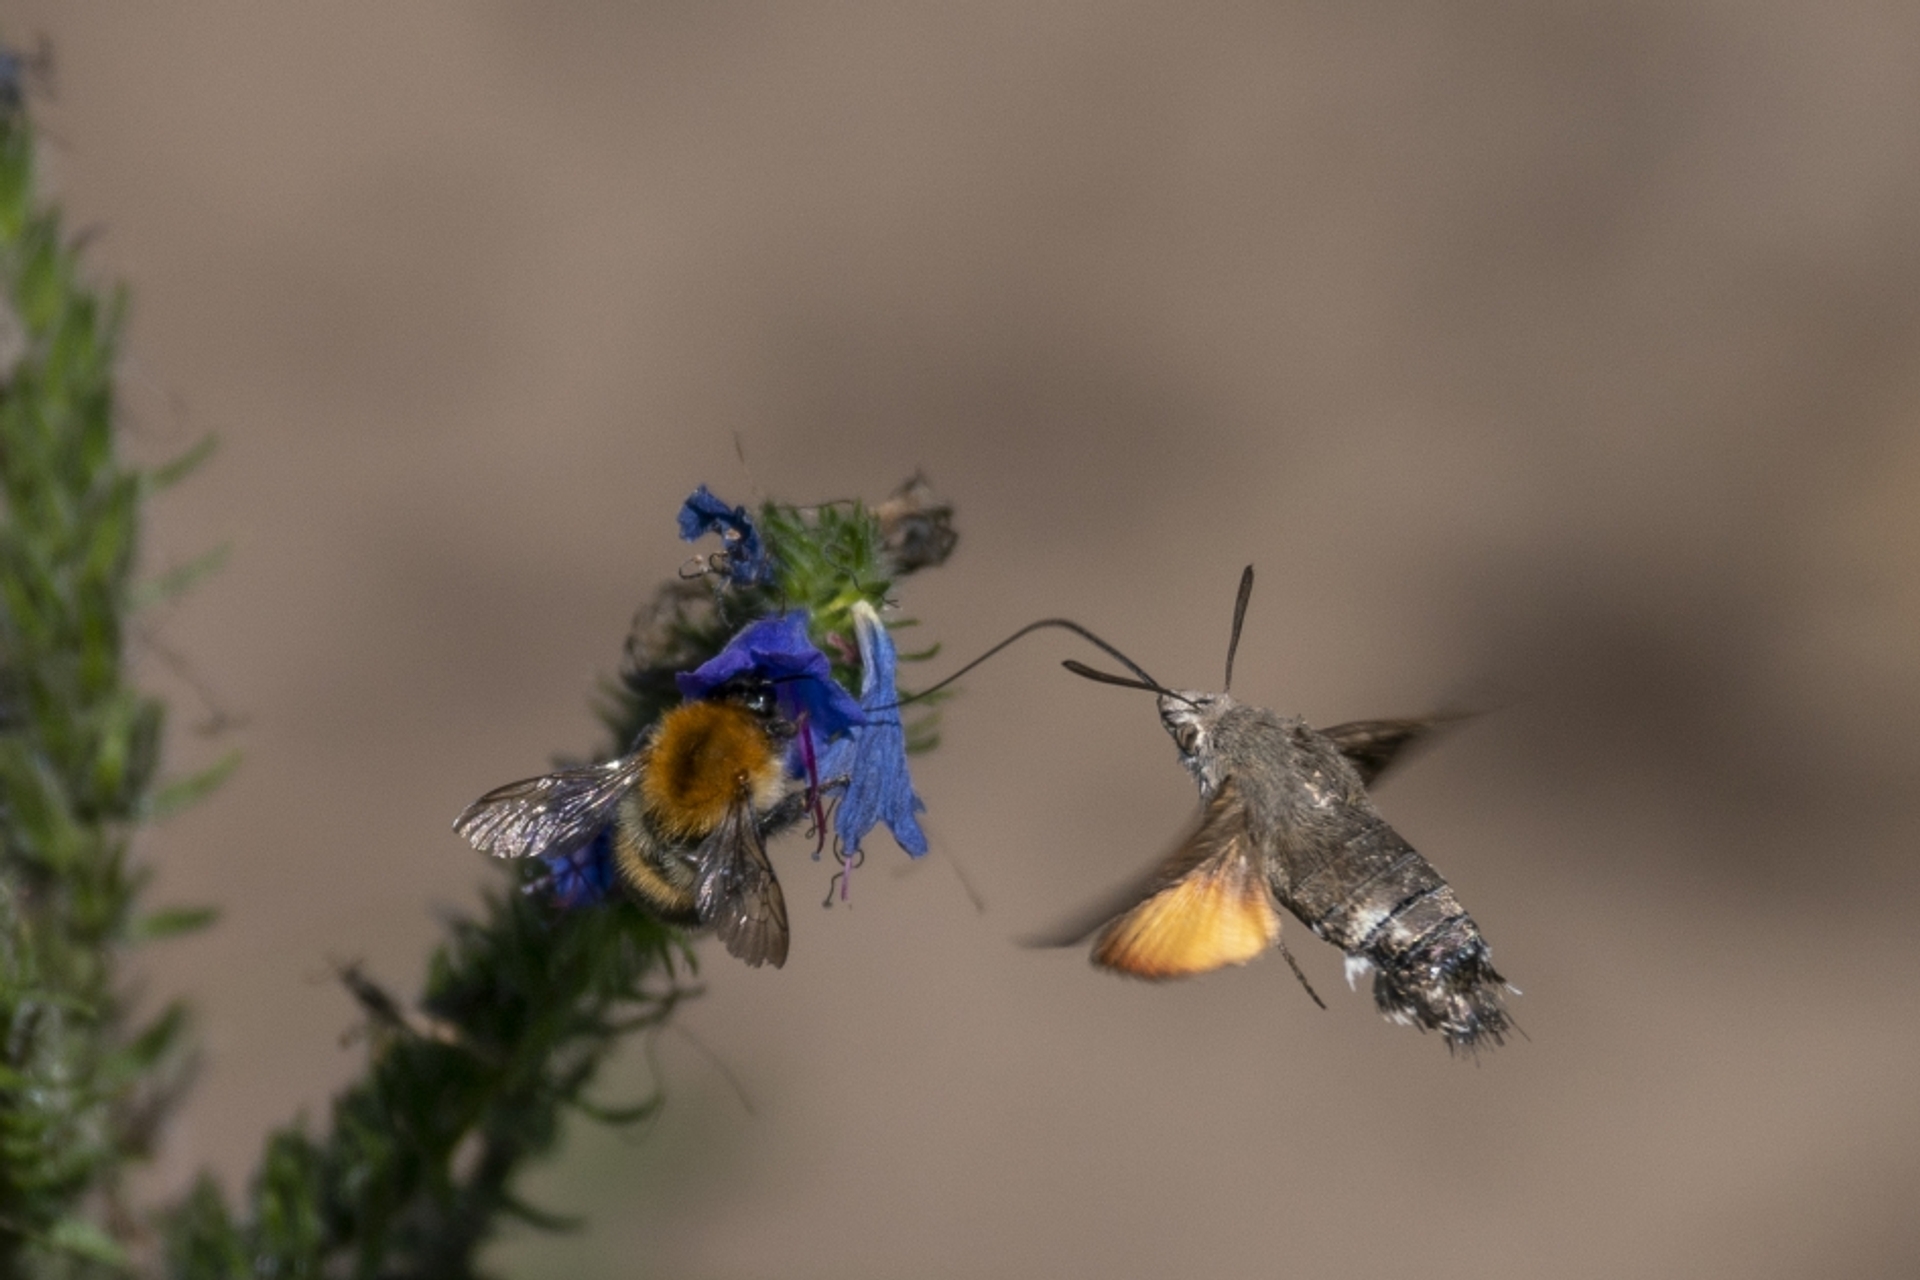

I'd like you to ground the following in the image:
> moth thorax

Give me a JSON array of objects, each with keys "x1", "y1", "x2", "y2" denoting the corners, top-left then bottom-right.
[{"x1": 641, "y1": 699, "x2": 786, "y2": 840}]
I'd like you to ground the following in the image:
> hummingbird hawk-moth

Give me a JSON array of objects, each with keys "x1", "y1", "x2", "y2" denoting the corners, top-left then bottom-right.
[{"x1": 1047, "y1": 567, "x2": 1515, "y2": 1052}]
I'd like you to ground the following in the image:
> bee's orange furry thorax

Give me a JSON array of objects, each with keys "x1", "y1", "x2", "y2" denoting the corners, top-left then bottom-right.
[{"x1": 640, "y1": 699, "x2": 786, "y2": 840}]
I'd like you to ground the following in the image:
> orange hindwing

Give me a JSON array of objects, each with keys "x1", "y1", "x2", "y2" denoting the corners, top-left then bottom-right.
[{"x1": 1092, "y1": 779, "x2": 1281, "y2": 980}]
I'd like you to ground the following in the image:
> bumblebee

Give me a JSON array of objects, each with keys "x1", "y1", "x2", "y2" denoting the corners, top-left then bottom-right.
[{"x1": 454, "y1": 676, "x2": 804, "y2": 967}]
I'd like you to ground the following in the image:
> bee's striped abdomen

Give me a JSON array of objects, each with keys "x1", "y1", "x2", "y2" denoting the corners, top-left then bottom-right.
[{"x1": 609, "y1": 789, "x2": 700, "y2": 924}]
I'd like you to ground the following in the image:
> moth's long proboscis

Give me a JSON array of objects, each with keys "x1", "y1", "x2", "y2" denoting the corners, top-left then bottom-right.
[{"x1": 884, "y1": 617, "x2": 1164, "y2": 708}]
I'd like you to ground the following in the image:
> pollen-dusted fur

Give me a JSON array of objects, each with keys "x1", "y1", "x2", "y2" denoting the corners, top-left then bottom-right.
[{"x1": 640, "y1": 699, "x2": 791, "y2": 840}]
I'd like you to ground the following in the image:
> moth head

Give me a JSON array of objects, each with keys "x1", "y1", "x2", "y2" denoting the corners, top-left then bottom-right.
[
  {"x1": 1159, "y1": 690, "x2": 1233, "y2": 792},
  {"x1": 1040, "y1": 566, "x2": 1261, "y2": 803}
]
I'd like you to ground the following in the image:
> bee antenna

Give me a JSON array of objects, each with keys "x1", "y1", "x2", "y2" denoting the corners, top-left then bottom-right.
[
  {"x1": 882, "y1": 618, "x2": 1162, "y2": 710},
  {"x1": 1059, "y1": 660, "x2": 1198, "y2": 707},
  {"x1": 1223, "y1": 564, "x2": 1254, "y2": 693}
]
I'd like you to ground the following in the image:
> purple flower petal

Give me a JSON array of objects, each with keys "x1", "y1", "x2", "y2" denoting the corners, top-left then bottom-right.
[
  {"x1": 677, "y1": 612, "x2": 866, "y2": 754},
  {"x1": 677, "y1": 484, "x2": 773, "y2": 585},
  {"x1": 539, "y1": 826, "x2": 618, "y2": 909},
  {"x1": 820, "y1": 602, "x2": 928, "y2": 858}
]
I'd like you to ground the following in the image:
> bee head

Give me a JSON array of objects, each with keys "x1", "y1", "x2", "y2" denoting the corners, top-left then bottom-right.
[{"x1": 711, "y1": 675, "x2": 794, "y2": 740}]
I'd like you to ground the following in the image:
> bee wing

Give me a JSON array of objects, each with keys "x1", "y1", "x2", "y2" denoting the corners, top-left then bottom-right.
[
  {"x1": 453, "y1": 753, "x2": 646, "y2": 861},
  {"x1": 692, "y1": 799, "x2": 790, "y2": 969},
  {"x1": 1078, "y1": 778, "x2": 1284, "y2": 980},
  {"x1": 1315, "y1": 712, "x2": 1471, "y2": 788}
]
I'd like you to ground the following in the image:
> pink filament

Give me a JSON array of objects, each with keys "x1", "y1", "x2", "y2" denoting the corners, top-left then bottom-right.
[{"x1": 795, "y1": 710, "x2": 829, "y2": 857}]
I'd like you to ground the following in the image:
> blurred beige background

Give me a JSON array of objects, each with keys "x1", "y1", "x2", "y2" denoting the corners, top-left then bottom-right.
[{"x1": 11, "y1": 4, "x2": 1920, "y2": 1277}]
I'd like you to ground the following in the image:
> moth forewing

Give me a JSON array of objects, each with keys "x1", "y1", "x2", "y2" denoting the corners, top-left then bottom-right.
[
  {"x1": 1315, "y1": 712, "x2": 1474, "y2": 789},
  {"x1": 453, "y1": 753, "x2": 648, "y2": 861}
]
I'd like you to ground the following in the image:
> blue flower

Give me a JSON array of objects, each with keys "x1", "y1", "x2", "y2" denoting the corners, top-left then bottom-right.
[
  {"x1": 818, "y1": 602, "x2": 928, "y2": 858},
  {"x1": 0, "y1": 51, "x2": 21, "y2": 116},
  {"x1": 538, "y1": 826, "x2": 618, "y2": 909},
  {"x1": 677, "y1": 612, "x2": 866, "y2": 755},
  {"x1": 677, "y1": 484, "x2": 773, "y2": 585}
]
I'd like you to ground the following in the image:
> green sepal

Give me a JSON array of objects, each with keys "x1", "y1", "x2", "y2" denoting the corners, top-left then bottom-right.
[
  {"x1": 567, "y1": 1091, "x2": 663, "y2": 1127},
  {"x1": 142, "y1": 748, "x2": 240, "y2": 822},
  {"x1": 44, "y1": 1216, "x2": 130, "y2": 1269},
  {"x1": 132, "y1": 542, "x2": 230, "y2": 610},
  {"x1": 147, "y1": 433, "x2": 218, "y2": 491},
  {"x1": 129, "y1": 905, "x2": 221, "y2": 942},
  {"x1": 496, "y1": 1191, "x2": 585, "y2": 1234}
]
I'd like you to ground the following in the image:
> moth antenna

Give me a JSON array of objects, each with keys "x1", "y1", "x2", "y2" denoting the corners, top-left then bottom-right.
[
  {"x1": 883, "y1": 618, "x2": 1162, "y2": 709},
  {"x1": 1223, "y1": 564, "x2": 1255, "y2": 693}
]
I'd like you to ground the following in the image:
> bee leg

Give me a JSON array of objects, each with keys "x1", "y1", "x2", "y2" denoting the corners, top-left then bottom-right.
[
  {"x1": 755, "y1": 789, "x2": 809, "y2": 838},
  {"x1": 1277, "y1": 938, "x2": 1327, "y2": 1010}
]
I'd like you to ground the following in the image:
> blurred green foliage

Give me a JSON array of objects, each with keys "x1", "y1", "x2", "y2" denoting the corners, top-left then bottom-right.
[
  {"x1": 0, "y1": 71, "x2": 219, "y2": 1276},
  {"x1": 0, "y1": 47, "x2": 958, "y2": 1277}
]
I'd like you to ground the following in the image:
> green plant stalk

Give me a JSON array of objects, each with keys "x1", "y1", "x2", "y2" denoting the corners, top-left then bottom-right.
[
  {"x1": 0, "y1": 80, "x2": 219, "y2": 1276},
  {"x1": 163, "y1": 495, "x2": 954, "y2": 1279}
]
